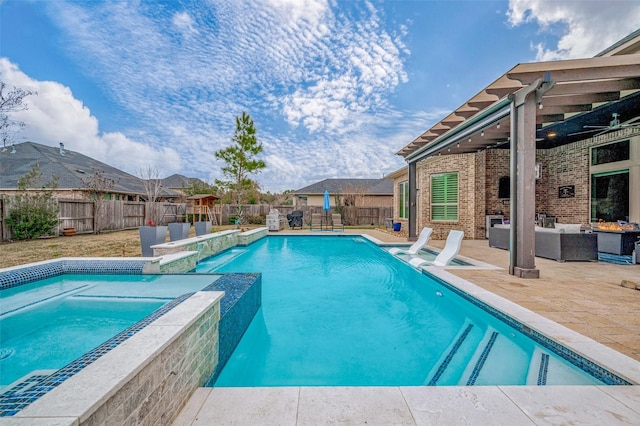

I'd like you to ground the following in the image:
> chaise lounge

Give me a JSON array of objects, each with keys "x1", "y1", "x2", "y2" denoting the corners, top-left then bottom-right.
[
  {"x1": 388, "y1": 227, "x2": 432, "y2": 257},
  {"x1": 410, "y1": 229, "x2": 464, "y2": 268}
]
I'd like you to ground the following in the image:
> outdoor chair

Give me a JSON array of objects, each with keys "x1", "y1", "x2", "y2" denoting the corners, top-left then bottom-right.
[
  {"x1": 388, "y1": 227, "x2": 432, "y2": 257},
  {"x1": 409, "y1": 229, "x2": 464, "y2": 268},
  {"x1": 309, "y1": 213, "x2": 323, "y2": 231},
  {"x1": 287, "y1": 210, "x2": 304, "y2": 229},
  {"x1": 331, "y1": 213, "x2": 345, "y2": 231}
]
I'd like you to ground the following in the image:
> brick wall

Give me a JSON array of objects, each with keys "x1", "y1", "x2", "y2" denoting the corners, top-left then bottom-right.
[
  {"x1": 399, "y1": 129, "x2": 638, "y2": 239},
  {"x1": 416, "y1": 153, "x2": 481, "y2": 239}
]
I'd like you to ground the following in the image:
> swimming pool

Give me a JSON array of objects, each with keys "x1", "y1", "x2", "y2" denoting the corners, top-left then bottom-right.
[
  {"x1": 0, "y1": 274, "x2": 218, "y2": 392},
  {"x1": 198, "y1": 235, "x2": 626, "y2": 387}
]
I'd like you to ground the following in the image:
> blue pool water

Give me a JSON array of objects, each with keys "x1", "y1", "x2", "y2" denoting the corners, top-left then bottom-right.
[
  {"x1": 197, "y1": 236, "x2": 607, "y2": 387},
  {"x1": 0, "y1": 274, "x2": 217, "y2": 389}
]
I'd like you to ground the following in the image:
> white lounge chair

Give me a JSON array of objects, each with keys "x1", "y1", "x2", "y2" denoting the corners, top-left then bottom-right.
[
  {"x1": 409, "y1": 230, "x2": 464, "y2": 268},
  {"x1": 388, "y1": 227, "x2": 433, "y2": 256}
]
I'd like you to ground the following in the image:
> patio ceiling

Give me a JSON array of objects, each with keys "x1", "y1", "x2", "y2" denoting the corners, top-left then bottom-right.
[{"x1": 399, "y1": 54, "x2": 640, "y2": 162}]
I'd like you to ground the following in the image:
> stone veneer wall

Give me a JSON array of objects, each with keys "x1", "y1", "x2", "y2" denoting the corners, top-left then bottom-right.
[
  {"x1": 159, "y1": 252, "x2": 199, "y2": 273},
  {"x1": 87, "y1": 297, "x2": 221, "y2": 425},
  {"x1": 237, "y1": 227, "x2": 268, "y2": 246},
  {"x1": 152, "y1": 230, "x2": 240, "y2": 259}
]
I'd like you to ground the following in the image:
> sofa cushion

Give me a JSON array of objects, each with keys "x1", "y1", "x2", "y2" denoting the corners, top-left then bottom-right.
[
  {"x1": 536, "y1": 226, "x2": 564, "y2": 233},
  {"x1": 554, "y1": 223, "x2": 582, "y2": 233}
]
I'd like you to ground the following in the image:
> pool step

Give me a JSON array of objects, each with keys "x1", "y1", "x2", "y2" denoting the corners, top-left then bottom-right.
[
  {"x1": 465, "y1": 330, "x2": 499, "y2": 385},
  {"x1": 424, "y1": 321, "x2": 485, "y2": 386},
  {"x1": 526, "y1": 347, "x2": 605, "y2": 386},
  {"x1": 425, "y1": 323, "x2": 473, "y2": 385}
]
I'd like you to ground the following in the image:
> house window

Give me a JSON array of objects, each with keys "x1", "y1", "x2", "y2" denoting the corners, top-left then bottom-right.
[
  {"x1": 590, "y1": 137, "x2": 638, "y2": 223},
  {"x1": 591, "y1": 140, "x2": 629, "y2": 166},
  {"x1": 591, "y1": 170, "x2": 629, "y2": 222},
  {"x1": 431, "y1": 172, "x2": 458, "y2": 221},
  {"x1": 398, "y1": 181, "x2": 409, "y2": 219}
]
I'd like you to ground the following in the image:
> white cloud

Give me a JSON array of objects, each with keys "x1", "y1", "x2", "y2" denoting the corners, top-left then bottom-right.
[
  {"x1": 0, "y1": 58, "x2": 182, "y2": 175},
  {"x1": 508, "y1": 0, "x2": 640, "y2": 60},
  {"x1": 173, "y1": 11, "x2": 198, "y2": 34},
  {"x1": 24, "y1": 0, "x2": 410, "y2": 191}
]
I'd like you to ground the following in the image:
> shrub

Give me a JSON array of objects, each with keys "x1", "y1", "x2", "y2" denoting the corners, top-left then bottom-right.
[
  {"x1": 6, "y1": 192, "x2": 59, "y2": 239},
  {"x1": 6, "y1": 165, "x2": 59, "y2": 240},
  {"x1": 246, "y1": 214, "x2": 265, "y2": 225}
]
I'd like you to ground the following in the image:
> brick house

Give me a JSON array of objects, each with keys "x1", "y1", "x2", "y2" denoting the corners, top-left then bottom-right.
[
  {"x1": 393, "y1": 30, "x2": 640, "y2": 277},
  {"x1": 292, "y1": 178, "x2": 393, "y2": 208}
]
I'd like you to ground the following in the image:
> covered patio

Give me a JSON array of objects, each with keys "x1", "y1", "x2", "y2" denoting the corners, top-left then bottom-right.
[{"x1": 398, "y1": 36, "x2": 640, "y2": 278}]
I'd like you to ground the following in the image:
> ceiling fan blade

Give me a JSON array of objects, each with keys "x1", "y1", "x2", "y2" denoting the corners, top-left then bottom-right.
[{"x1": 568, "y1": 128, "x2": 600, "y2": 137}]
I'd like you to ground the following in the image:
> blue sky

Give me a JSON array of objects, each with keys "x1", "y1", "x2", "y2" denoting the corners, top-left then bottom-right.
[{"x1": 1, "y1": 0, "x2": 639, "y2": 192}]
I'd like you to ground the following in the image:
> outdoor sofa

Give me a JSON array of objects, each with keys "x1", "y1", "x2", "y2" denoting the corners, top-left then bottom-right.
[{"x1": 488, "y1": 224, "x2": 598, "y2": 262}]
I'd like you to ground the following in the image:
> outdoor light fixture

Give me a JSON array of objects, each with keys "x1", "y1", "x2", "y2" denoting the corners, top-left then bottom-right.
[
  {"x1": 547, "y1": 131, "x2": 557, "y2": 138},
  {"x1": 481, "y1": 130, "x2": 484, "y2": 136},
  {"x1": 497, "y1": 123, "x2": 501, "y2": 129},
  {"x1": 538, "y1": 103, "x2": 543, "y2": 110},
  {"x1": 468, "y1": 137, "x2": 471, "y2": 143},
  {"x1": 10, "y1": 144, "x2": 16, "y2": 154},
  {"x1": 456, "y1": 142, "x2": 460, "y2": 148}
]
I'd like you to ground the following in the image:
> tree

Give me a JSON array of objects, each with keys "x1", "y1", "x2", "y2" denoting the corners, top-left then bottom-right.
[
  {"x1": 183, "y1": 179, "x2": 218, "y2": 198},
  {"x1": 139, "y1": 166, "x2": 163, "y2": 202},
  {"x1": 5, "y1": 164, "x2": 59, "y2": 240},
  {"x1": 81, "y1": 169, "x2": 117, "y2": 233},
  {"x1": 0, "y1": 80, "x2": 35, "y2": 150},
  {"x1": 214, "y1": 112, "x2": 266, "y2": 205}
]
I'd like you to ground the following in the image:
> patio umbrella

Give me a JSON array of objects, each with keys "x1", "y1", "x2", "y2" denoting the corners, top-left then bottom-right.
[{"x1": 323, "y1": 190, "x2": 330, "y2": 229}]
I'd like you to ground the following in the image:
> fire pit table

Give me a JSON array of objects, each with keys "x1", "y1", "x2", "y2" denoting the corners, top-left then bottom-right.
[{"x1": 593, "y1": 223, "x2": 640, "y2": 255}]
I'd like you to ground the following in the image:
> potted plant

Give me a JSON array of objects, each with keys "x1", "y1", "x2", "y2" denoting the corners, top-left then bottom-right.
[
  {"x1": 194, "y1": 221, "x2": 212, "y2": 236},
  {"x1": 168, "y1": 222, "x2": 190, "y2": 241},
  {"x1": 62, "y1": 227, "x2": 76, "y2": 236},
  {"x1": 139, "y1": 220, "x2": 167, "y2": 256}
]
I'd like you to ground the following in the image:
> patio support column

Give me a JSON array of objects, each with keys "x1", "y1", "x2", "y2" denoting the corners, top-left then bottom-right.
[
  {"x1": 408, "y1": 161, "x2": 417, "y2": 241},
  {"x1": 508, "y1": 76, "x2": 553, "y2": 278}
]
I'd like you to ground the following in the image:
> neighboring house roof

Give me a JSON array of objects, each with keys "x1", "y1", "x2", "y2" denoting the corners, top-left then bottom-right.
[
  {"x1": 162, "y1": 173, "x2": 207, "y2": 190},
  {"x1": 293, "y1": 178, "x2": 394, "y2": 195},
  {"x1": 0, "y1": 141, "x2": 179, "y2": 197},
  {"x1": 162, "y1": 173, "x2": 191, "y2": 189},
  {"x1": 384, "y1": 166, "x2": 408, "y2": 180},
  {"x1": 186, "y1": 194, "x2": 219, "y2": 200}
]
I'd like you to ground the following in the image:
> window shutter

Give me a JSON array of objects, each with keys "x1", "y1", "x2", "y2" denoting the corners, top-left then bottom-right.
[{"x1": 431, "y1": 173, "x2": 458, "y2": 221}]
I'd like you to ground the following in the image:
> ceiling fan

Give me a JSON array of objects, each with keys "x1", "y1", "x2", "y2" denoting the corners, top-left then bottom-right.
[{"x1": 569, "y1": 113, "x2": 640, "y2": 137}]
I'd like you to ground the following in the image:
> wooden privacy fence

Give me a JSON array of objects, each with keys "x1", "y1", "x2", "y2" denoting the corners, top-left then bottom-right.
[
  {"x1": 59, "y1": 200, "x2": 174, "y2": 234},
  {"x1": 0, "y1": 197, "x2": 394, "y2": 240},
  {"x1": 220, "y1": 205, "x2": 393, "y2": 227}
]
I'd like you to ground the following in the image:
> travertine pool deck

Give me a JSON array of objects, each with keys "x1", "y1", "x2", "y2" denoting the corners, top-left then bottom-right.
[{"x1": 174, "y1": 229, "x2": 640, "y2": 425}]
